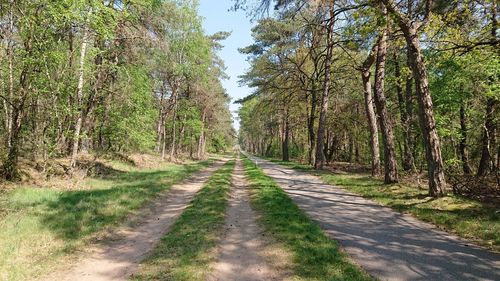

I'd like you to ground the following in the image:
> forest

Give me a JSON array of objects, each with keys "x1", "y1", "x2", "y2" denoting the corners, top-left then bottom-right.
[
  {"x1": 0, "y1": 1, "x2": 499, "y2": 281},
  {"x1": 237, "y1": 0, "x2": 499, "y2": 197},
  {"x1": 0, "y1": 0, "x2": 234, "y2": 181}
]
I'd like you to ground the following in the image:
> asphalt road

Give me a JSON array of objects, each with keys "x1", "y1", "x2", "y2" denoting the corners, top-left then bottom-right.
[{"x1": 248, "y1": 155, "x2": 500, "y2": 281}]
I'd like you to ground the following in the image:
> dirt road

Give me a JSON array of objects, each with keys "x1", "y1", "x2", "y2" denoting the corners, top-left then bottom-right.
[{"x1": 42, "y1": 160, "x2": 226, "y2": 281}]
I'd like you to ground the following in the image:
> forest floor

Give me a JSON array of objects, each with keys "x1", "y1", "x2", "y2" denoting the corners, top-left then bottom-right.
[{"x1": 246, "y1": 154, "x2": 500, "y2": 281}]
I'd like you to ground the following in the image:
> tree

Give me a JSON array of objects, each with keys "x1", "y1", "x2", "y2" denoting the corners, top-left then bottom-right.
[
  {"x1": 360, "y1": 44, "x2": 381, "y2": 176},
  {"x1": 379, "y1": 0, "x2": 447, "y2": 196},
  {"x1": 314, "y1": 0, "x2": 336, "y2": 170},
  {"x1": 0, "y1": 0, "x2": 234, "y2": 180},
  {"x1": 372, "y1": 9, "x2": 398, "y2": 183}
]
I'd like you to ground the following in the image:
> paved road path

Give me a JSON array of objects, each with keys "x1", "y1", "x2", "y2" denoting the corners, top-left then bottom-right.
[
  {"x1": 42, "y1": 160, "x2": 226, "y2": 281},
  {"x1": 248, "y1": 155, "x2": 500, "y2": 281}
]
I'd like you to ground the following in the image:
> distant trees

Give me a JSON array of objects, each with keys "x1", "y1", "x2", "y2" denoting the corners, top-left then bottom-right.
[
  {"x1": 0, "y1": 0, "x2": 234, "y2": 180},
  {"x1": 236, "y1": 0, "x2": 499, "y2": 197}
]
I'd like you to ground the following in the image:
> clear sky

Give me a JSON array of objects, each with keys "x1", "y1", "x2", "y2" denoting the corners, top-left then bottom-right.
[{"x1": 198, "y1": 0, "x2": 254, "y2": 132}]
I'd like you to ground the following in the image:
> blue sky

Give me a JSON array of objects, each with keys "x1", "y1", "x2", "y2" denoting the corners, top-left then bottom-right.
[{"x1": 198, "y1": 0, "x2": 254, "y2": 131}]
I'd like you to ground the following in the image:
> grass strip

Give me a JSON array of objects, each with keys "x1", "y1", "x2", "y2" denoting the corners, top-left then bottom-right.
[
  {"x1": 266, "y1": 157, "x2": 499, "y2": 251},
  {"x1": 132, "y1": 160, "x2": 235, "y2": 281},
  {"x1": 0, "y1": 159, "x2": 213, "y2": 281},
  {"x1": 241, "y1": 156, "x2": 373, "y2": 281}
]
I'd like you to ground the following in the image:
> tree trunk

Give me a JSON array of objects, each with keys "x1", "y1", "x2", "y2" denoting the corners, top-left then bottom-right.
[
  {"x1": 395, "y1": 52, "x2": 415, "y2": 171},
  {"x1": 314, "y1": 1, "x2": 335, "y2": 170},
  {"x1": 6, "y1": 3, "x2": 14, "y2": 148},
  {"x1": 282, "y1": 106, "x2": 290, "y2": 161},
  {"x1": 155, "y1": 110, "x2": 163, "y2": 152},
  {"x1": 361, "y1": 45, "x2": 381, "y2": 176},
  {"x1": 70, "y1": 11, "x2": 91, "y2": 168},
  {"x1": 381, "y1": 0, "x2": 447, "y2": 196},
  {"x1": 197, "y1": 109, "x2": 206, "y2": 159},
  {"x1": 409, "y1": 38, "x2": 447, "y2": 195},
  {"x1": 79, "y1": 38, "x2": 104, "y2": 154},
  {"x1": 3, "y1": 106, "x2": 22, "y2": 180},
  {"x1": 161, "y1": 118, "x2": 167, "y2": 160},
  {"x1": 348, "y1": 134, "x2": 354, "y2": 163},
  {"x1": 373, "y1": 25, "x2": 398, "y2": 183},
  {"x1": 324, "y1": 129, "x2": 331, "y2": 162},
  {"x1": 155, "y1": 86, "x2": 166, "y2": 152},
  {"x1": 307, "y1": 89, "x2": 317, "y2": 165},
  {"x1": 2, "y1": 23, "x2": 30, "y2": 180},
  {"x1": 327, "y1": 134, "x2": 336, "y2": 163},
  {"x1": 169, "y1": 93, "x2": 178, "y2": 160},
  {"x1": 1, "y1": 79, "x2": 8, "y2": 143},
  {"x1": 477, "y1": 1, "x2": 499, "y2": 176},
  {"x1": 354, "y1": 104, "x2": 361, "y2": 163},
  {"x1": 459, "y1": 105, "x2": 472, "y2": 174},
  {"x1": 477, "y1": 98, "x2": 497, "y2": 176}
]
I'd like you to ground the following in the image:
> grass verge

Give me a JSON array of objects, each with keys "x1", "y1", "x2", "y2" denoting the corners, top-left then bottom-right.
[
  {"x1": 132, "y1": 160, "x2": 235, "y2": 281},
  {"x1": 0, "y1": 158, "x2": 213, "y2": 281},
  {"x1": 320, "y1": 173, "x2": 500, "y2": 251},
  {"x1": 266, "y1": 157, "x2": 499, "y2": 252},
  {"x1": 241, "y1": 156, "x2": 373, "y2": 281}
]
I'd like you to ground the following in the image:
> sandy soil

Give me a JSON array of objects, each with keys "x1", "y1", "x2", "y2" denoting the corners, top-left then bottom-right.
[
  {"x1": 40, "y1": 159, "x2": 226, "y2": 281},
  {"x1": 208, "y1": 159, "x2": 292, "y2": 281}
]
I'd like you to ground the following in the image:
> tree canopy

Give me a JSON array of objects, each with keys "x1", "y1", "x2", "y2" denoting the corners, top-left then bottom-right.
[
  {"x1": 237, "y1": 0, "x2": 499, "y2": 197},
  {"x1": 0, "y1": 0, "x2": 235, "y2": 180}
]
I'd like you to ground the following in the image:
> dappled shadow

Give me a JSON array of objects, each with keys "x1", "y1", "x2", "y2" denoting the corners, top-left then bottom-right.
[
  {"x1": 249, "y1": 155, "x2": 500, "y2": 281},
  {"x1": 76, "y1": 160, "x2": 126, "y2": 178},
  {"x1": 35, "y1": 160, "x2": 227, "y2": 281},
  {"x1": 13, "y1": 161, "x2": 209, "y2": 242},
  {"x1": 400, "y1": 193, "x2": 432, "y2": 200}
]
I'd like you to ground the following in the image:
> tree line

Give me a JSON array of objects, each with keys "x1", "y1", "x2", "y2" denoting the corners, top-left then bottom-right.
[
  {"x1": 0, "y1": 0, "x2": 234, "y2": 181},
  {"x1": 236, "y1": 0, "x2": 499, "y2": 197}
]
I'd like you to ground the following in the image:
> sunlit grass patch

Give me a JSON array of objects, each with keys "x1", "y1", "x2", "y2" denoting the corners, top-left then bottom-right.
[
  {"x1": 242, "y1": 156, "x2": 373, "y2": 281},
  {"x1": 132, "y1": 160, "x2": 235, "y2": 281},
  {"x1": 0, "y1": 159, "x2": 213, "y2": 281}
]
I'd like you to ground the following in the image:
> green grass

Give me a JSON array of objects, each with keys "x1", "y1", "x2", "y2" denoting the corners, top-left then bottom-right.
[
  {"x1": 241, "y1": 156, "x2": 373, "y2": 281},
  {"x1": 132, "y1": 160, "x2": 235, "y2": 281},
  {"x1": 264, "y1": 156, "x2": 500, "y2": 252},
  {"x1": 0, "y1": 159, "x2": 212, "y2": 281}
]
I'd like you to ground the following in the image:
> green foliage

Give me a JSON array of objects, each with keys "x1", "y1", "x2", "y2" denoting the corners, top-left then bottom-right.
[
  {"x1": 109, "y1": 66, "x2": 158, "y2": 151},
  {"x1": 238, "y1": 0, "x2": 499, "y2": 177},
  {"x1": 0, "y1": 0, "x2": 234, "y2": 177}
]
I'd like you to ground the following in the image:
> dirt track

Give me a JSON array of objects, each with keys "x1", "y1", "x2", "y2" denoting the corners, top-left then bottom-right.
[
  {"x1": 208, "y1": 159, "x2": 290, "y2": 281},
  {"x1": 41, "y1": 160, "x2": 225, "y2": 281}
]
